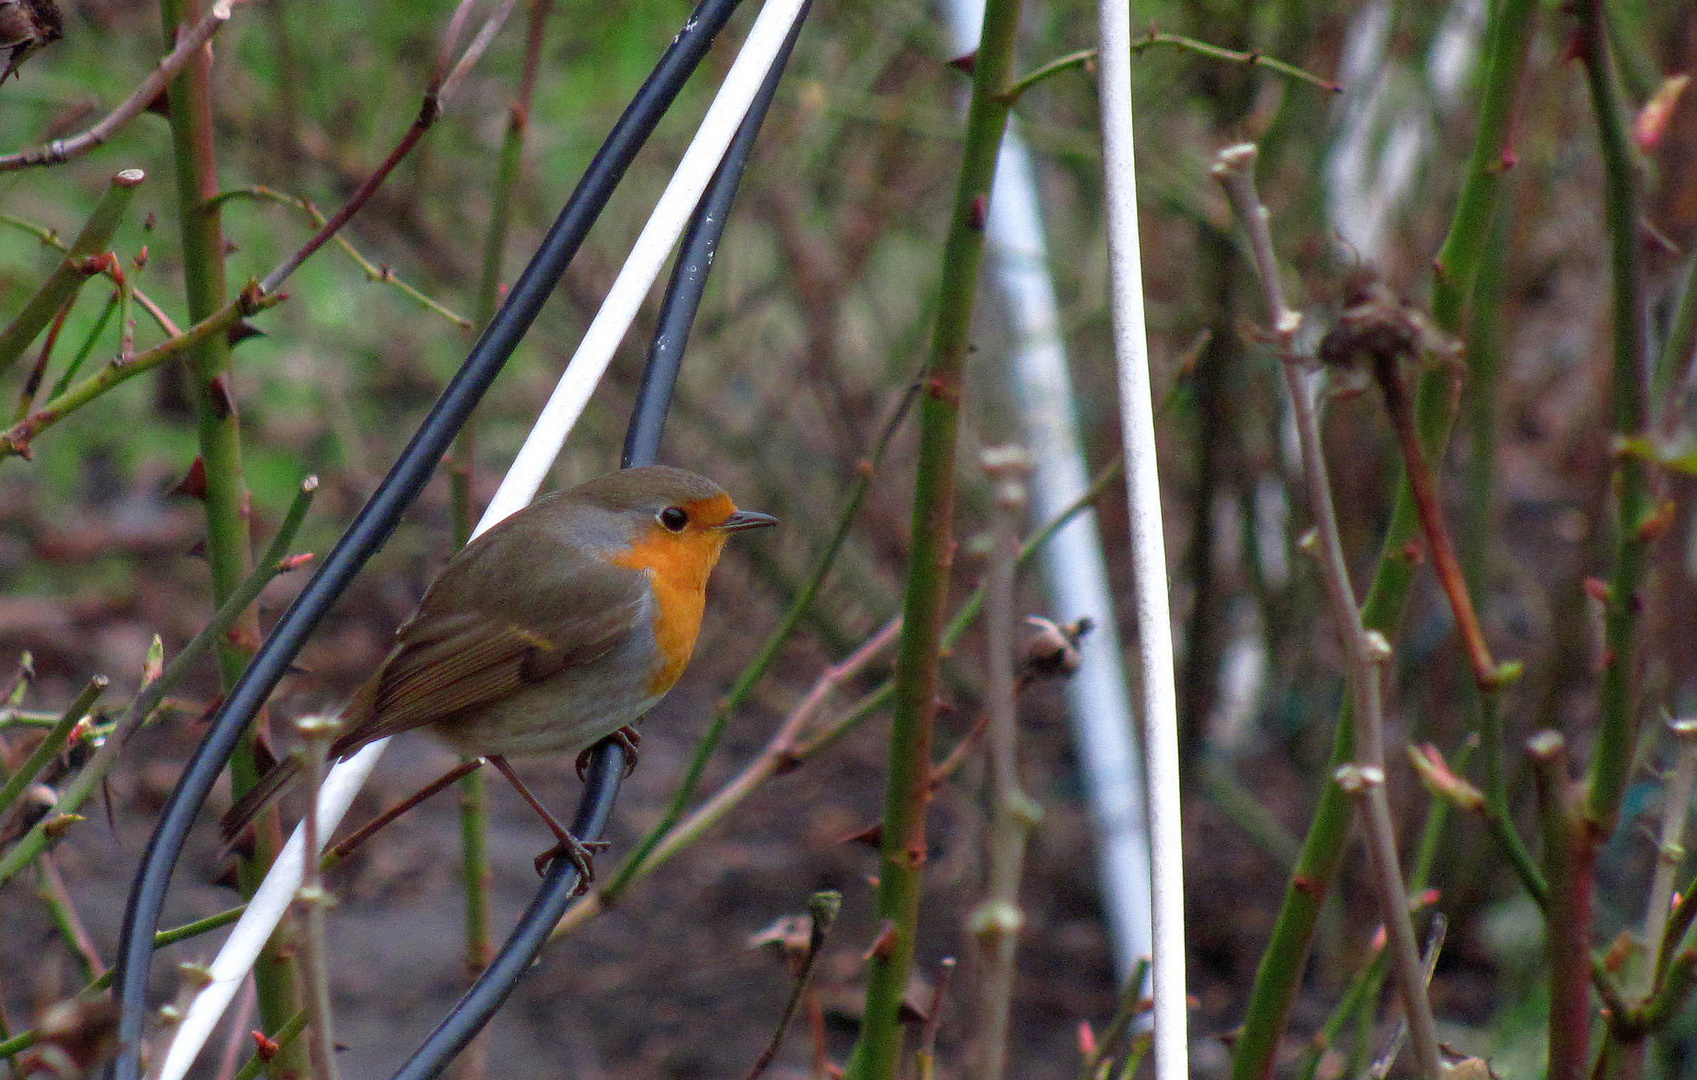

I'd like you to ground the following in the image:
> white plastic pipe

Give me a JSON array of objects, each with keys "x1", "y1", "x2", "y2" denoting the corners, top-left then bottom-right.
[
  {"x1": 153, "y1": 1, "x2": 810, "y2": 1073},
  {"x1": 1097, "y1": 2, "x2": 1189, "y2": 1080}
]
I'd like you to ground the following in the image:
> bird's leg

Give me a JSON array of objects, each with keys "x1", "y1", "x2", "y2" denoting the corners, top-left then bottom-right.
[
  {"x1": 325, "y1": 757, "x2": 487, "y2": 865},
  {"x1": 575, "y1": 725, "x2": 642, "y2": 781},
  {"x1": 486, "y1": 754, "x2": 607, "y2": 887}
]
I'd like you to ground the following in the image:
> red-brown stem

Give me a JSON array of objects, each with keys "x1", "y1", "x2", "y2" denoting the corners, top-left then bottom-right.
[
  {"x1": 13, "y1": 296, "x2": 74, "y2": 421},
  {"x1": 1532, "y1": 732, "x2": 1596, "y2": 1080},
  {"x1": 1371, "y1": 354, "x2": 1500, "y2": 687}
]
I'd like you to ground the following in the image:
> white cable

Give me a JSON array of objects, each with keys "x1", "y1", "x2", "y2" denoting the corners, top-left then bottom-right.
[
  {"x1": 1097, "y1": 2, "x2": 1188, "y2": 1080},
  {"x1": 153, "y1": 2, "x2": 807, "y2": 1074}
]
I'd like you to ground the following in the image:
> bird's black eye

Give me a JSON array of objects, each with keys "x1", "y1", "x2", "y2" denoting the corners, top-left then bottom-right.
[{"x1": 658, "y1": 506, "x2": 689, "y2": 532}]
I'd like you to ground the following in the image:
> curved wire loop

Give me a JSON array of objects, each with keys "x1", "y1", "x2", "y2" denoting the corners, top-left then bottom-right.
[
  {"x1": 396, "y1": 15, "x2": 809, "y2": 1080},
  {"x1": 621, "y1": 0, "x2": 812, "y2": 470},
  {"x1": 109, "y1": 0, "x2": 750, "y2": 1074}
]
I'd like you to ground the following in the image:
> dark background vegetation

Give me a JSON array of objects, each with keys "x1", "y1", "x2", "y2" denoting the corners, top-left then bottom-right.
[{"x1": 1, "y1": 0, "x2": 1696, "y2": 1076}]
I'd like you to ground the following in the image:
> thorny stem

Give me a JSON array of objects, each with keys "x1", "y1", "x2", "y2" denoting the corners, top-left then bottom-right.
[
  {"x1": 1213, "y1": 143, "x2": 1442, "y2": 1080},
  {"x1": 151, "y1": 0, "x2": 302, "y2": 1048},
  {"x1": 0, "y1": 676, "x2": 106, "y2": 822},
  {"x1": 0, "y1": 214, "x2": 180, "y2": 340},
  {"x1": 0, "y1": 170, "x2": 144, "y2": 377},
  {"x1": 1576, "y1": 0, "x2": 1652, "y2": 838},
  {"x1": 229, "y1": 1012, "x2": 308, "y2": 1080},
  {"x1": 850, "y1": 0, "x2": 1025, "y2": 1061}
]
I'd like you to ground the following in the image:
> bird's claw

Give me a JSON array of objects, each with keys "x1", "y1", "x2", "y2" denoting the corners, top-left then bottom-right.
[
  {"x1": 575, "y1": 725, "x2": 643, "y2": 781},
  {"x1": 533, "y1": 833, "x2": 611, "y2": 892}
]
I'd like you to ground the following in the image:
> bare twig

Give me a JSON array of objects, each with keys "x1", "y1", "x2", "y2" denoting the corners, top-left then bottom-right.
[
  {"x1": 744, "y1": 892, "x2": 840, "y2": 1080},
  {"x1": 209, "y1": 187, "x2": 470, "y2": 327},
  {"x1": 0, "y1": 3, "x2": 237, "y2": 170},
  {"x1": 968, "y1": 446, "x2": 1038, "y2": 1080},
  {"x1": 1003, "y1": 28, "x2": 1339, "y2": 104},
  {"x1": 259, "y1": 0, "x2": 520, "y2": 293},
  {"x1": 1212, "y1": 142, "x2": 1442, "y2": 1080},
  {"x1": 36, "y1": 852, "x2": 107, "y2": 983}
]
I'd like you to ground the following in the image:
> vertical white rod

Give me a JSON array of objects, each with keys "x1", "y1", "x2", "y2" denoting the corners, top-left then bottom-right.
[{"x1": 1097, "y1": 3, "x2": 1188, "y2": 1080}]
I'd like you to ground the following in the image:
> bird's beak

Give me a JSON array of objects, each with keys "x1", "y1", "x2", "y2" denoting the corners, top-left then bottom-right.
[{"x1": 715, "y1": 510, "x2": 778, "y2": 532}]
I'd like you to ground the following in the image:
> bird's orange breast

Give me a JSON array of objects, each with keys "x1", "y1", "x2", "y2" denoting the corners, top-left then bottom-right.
[{"x1": 607, "y1": 498, "x2": 734, "y2": 694}]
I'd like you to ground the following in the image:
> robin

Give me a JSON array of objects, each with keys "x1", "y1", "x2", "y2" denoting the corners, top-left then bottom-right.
[{"x1": 219, "y1": 465, "x2": 776, "y2": 880}]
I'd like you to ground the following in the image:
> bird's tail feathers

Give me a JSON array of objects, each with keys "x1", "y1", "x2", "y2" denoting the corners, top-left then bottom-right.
[{"x1": 218, "y1": 756, "x2": 304, "y2": 845}]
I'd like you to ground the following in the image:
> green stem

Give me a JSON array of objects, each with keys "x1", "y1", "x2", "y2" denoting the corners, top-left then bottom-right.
[
  {"x1": 1658, "y1": 248, "x2": 1697, "y2": 412},
  {"x1": 447, "y1": 14, "x2": 546, "y2": 1073},
  {"x1": 230, "y1": 1012, "x2": 308, "y2": 1080},
  {"x1": 1578, "y1": 0, "x2": 1651, "y2": 836},
  {"x1": 0, "y1": 170, "x2": 143, "y2": 377},
  {"x1": 151, "y1": 14, "x2": 298, "y2": 1051},
  {"x1": 0, "y1": 677, "x2": 106, "y2": 821},
  {"x1": 1, "y1": 287, "x2": 285, "y2": 459},
  {"x1": 848, "y1": 0, "x2": 1023, "y2": 1067},
  {"x1": 49, "y1": 289, "x2": 119, "y2": 400}
]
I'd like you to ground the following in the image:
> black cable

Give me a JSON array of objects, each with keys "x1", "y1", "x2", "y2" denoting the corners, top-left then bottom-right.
[
  {"x1": 387, "y1": 742, "x2": 627, "y2": 1080},
  {"x1": 109, "y1": 0, "x2": 748, "y2": 1074},
  {"x1": 392, "y1": 14, "x2": 809, "y2": 1080},
  {"x1": 621, "y1": 0, "x2": 811, "y2": 470}
]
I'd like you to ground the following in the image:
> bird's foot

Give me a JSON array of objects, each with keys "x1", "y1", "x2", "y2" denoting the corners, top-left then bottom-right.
[
  {"x1": 533, "y1": 833, "x2": 611, "y2": 892},
  {"x1": 576, "y1": 725, "x2": 642, "y2": 781}
]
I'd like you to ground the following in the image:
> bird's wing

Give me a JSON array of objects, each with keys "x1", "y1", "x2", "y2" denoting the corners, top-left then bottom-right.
[{"x1": 330, "y1": 551, "x2": 647, "y2": 757}]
